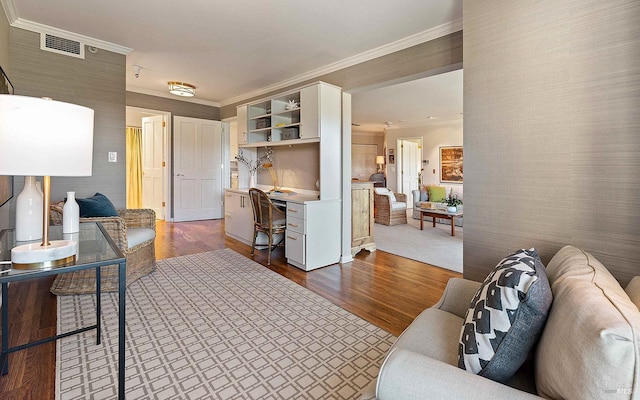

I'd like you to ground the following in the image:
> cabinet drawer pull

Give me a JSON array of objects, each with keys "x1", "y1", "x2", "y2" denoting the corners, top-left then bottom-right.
[
  {"x1": 287, "y1": 236, "x2": 298, "y2": 240},
  {"x1": 288, "y1": 223, "x2": 299, "y2": 227},
  {"x1": 289, "y1": 209, "x2": 299, "y2": 213}
]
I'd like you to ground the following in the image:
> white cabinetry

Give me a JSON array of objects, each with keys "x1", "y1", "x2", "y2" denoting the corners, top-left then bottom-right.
[
  {"x1": 236, "y1": 105, "x2": 248, "y2": 145},
  {"x1": 224, "y1": 190, "x2": 253, "y2": 244},
  {"x1": 235, "y1": 82, "x2": 341, "y2": 201},
  {"x1": 285, "y1": 200, "x2": 341, "y2": 271},
  {"x1": 236, "y1": 82, "x2": 340, "y2": 148}
]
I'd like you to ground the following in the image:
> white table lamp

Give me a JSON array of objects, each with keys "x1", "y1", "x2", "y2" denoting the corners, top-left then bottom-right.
[{"x1": 0, "y1": 95, "x2": 94, "y2": 269}]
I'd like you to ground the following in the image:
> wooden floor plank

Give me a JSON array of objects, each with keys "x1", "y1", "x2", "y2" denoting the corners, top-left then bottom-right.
[{"x1": 0, "y1": 218, "x2": 461, "y2": 398}]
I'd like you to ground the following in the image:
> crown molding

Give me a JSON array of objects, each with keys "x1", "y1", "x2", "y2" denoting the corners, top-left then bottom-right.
[
  {"x1": 1, "y1": 0, "x2": 18, "y2": 23},
  {"x1": 221, "y1": 17, "x2": 463, "y2": 107},
  {"x1": 10, "y1": 17, "x2": 133, "y2": 55},
  {"x1": 127, "y1": 85, "x2": 221, "y2": 108}
]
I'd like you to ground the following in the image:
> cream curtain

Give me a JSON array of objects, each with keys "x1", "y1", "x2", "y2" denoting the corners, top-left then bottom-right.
[{"x1": 126, "y1": 127, "x2": 143, "y2": 209}]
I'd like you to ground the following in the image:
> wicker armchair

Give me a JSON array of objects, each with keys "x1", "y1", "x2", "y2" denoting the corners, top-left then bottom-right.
[
  {"x1": 374, "y1": 188, "x2": 408, "y2": 226},
  {"x1": 49, "y1": 201, "x2": 157, "y2": 295}
]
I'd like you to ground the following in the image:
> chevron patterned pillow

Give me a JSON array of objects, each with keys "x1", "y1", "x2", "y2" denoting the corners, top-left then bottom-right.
[{"x1": 458, "y1": 248, "x2": 552, "y2": 382}]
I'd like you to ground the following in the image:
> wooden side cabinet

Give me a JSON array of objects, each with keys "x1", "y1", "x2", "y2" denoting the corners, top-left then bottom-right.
[{"x1": 351, "y1": 181, "x2": 376, "y2": 256}]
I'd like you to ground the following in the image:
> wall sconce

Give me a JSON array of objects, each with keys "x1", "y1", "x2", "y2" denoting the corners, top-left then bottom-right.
[{"x1": 168, "y1": 81, "x2": 196, "y2": 97}]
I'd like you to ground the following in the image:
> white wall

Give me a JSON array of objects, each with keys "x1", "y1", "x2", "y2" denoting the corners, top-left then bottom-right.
[{"x1": 384, "y1": 122, "x2": 463, "y2": 199}]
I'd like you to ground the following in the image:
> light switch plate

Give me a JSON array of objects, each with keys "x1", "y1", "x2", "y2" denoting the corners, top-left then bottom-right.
[{"x1": 108, "y1": 152, "x2": 117, "y2": 162}]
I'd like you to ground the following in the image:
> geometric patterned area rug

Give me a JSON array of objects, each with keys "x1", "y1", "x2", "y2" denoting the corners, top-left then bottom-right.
[{"x1": 56, "y1": 248, "x2": 394, "y2": 399}]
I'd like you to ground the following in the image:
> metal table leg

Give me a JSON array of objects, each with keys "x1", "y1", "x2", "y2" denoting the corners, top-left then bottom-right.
[
  {"x1": 118, "y1": 260, "x2": 126, "y2": 399},
  {"x1": 1, "y1": 282, "x2": 8, "y2": 375}
]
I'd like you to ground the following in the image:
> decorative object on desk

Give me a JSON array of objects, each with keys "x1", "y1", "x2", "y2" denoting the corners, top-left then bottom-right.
[
  {"x1": 262, "y1": 162, "x2": 280, "y2": 191},
  {"x1": 444, "y1": 193, "x2": 462, "y2": 212},
  {"x1": 285, "y1": 99, "x2": 299, "y2": 110},
  {"x1": 62, "y1": 191, "x2": 80, "y2": 234},
  {"x1": 417, "y1": 168, "x2": 425, "y2": 185},
  {"x1": 0, "y1": 95, "x2": 94, "y2": 269},
  {"x1": 440, "y1": 146, "x2": 463, "y2": 183},
  {"x1": 15, "y1": 176, "x2": 43, "y2": 241},
  {"x1": 235, "y1": 148, "x2": 273, "y2": 188},
  {"x1": 376, "y1": 155, "x2": 385, "y2": 173}
]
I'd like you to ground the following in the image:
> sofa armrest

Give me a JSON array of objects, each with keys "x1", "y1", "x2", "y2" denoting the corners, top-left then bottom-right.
[
  {"x1": 377, "y1": 349, "x2": 541, "y2": 400},
  {"x1": 411, "y1": 189, "x2": 420, "y2": 204},
  {"x1": 118, "y1": 208, "x2": 156, "y2": 230},
  {"x1": 433, "y1": 278, "x2": 481, "y2": 319}
]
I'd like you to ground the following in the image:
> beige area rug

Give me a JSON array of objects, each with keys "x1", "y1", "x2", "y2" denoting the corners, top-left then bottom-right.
[
  {"x1": 56, "y1": 249, "x2": 394, "y2": 400},
  {"x1": 374, "y1": 211, "x2": 463, "y2": 273}
]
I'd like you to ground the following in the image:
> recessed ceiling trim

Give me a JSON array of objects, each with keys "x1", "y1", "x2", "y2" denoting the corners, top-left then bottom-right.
[
  {"x1": 126, "y1": 85, "x2": 221, "y2": 107},
  {"x1": 221, "y1": 17, "x2": 463, "y2": 107},
  {"x1": 10, "y1": 17, "x2": 133, "y2": 55}
]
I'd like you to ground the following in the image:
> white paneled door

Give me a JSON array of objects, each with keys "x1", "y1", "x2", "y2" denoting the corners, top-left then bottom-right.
[
  {"x1": 142, "y1": 115, "x2": 166, "y2": 219},
  {"x1": 173, "y1": 116, "x2": 223, "y2": 222},
  {"x1": 399, "y1": 139, "x2": 420, "y2": 200}
]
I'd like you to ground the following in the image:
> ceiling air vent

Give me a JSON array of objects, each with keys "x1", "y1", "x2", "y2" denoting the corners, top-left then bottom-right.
[{"x1": 40, "y1": 33, "x2": 85, "y2": 59}]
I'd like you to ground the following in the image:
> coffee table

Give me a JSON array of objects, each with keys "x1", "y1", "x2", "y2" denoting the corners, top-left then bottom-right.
[{"x1": 418, "y1": 208, "x2": 463, "y2": 236}]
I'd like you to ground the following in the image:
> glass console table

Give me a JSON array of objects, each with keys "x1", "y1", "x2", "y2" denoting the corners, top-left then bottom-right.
[{"x1": 0, "y1": 222, "x2": 127, "y2": 399}]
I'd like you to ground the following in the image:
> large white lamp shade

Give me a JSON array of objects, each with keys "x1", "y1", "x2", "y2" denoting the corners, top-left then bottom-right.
[
  {"x1": 0, "y1": 95, "x2": 94, "y2": 269},
  {"x1": 0, "y1": 95, "x2": 94, "y2": 176}
]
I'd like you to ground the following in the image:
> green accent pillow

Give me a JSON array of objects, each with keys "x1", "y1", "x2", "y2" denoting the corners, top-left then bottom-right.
[
  {"x1": 76, "y1": 192, "x2": 119, "y2": 218},
  {"x1": 428, "y1": 186, "x2": 447, "y2": 202}
]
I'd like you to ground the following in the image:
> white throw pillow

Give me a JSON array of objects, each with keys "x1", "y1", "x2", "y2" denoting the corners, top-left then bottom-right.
[{"x1": 535, "y1": 245, "x2": 640, "y2": 400}]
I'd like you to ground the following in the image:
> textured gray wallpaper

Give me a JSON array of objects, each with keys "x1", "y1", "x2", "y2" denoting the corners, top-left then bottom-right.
[
  {"x1": 9, "y1": 27, "x2": 127, "y2": 208},
  {"x1": 463, "y1": 1, "x2": 640, "y2": 285}
]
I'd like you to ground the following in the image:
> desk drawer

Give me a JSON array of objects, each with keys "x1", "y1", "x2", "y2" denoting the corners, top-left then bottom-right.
[
  {"x1": 286, "y1": 203, "x2": 306, "y2": 219},
  {"x1": 286, "y1": 215, "x2": 305, "y2": 234},
  {"x1": 285, "y1": 230, "x2": 305, "y2": 265}
]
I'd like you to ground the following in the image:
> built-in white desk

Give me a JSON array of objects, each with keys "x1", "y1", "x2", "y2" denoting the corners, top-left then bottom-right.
[{"x1": 224, "y1": 188, "x2": 341, "y2": 271}]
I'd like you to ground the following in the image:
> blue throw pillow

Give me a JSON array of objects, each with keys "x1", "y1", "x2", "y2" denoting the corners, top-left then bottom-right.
[
  {"x1": 76, "y1": 192, "x2": 119, "y2": 218},
  {"x1": 458, "y1": 248, "x2": 552, "y2": 383}
]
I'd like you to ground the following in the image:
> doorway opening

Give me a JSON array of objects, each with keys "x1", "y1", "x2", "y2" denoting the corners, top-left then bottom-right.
[
  {"x1": 348, "y1": 68, "x2": 463, "y2": 272},
  {"x1": 396, "y1": 137, "x2": 423, "y2": 201},
  {"x1": 125, "y1": 107, "x2": 171, "y2": 221}
]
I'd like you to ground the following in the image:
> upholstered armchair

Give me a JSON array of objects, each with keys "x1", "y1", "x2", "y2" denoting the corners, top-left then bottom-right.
[
  {"x1": 49, "y1": 201, "x2": 157, "y2": 295},
  {"x1": 374, "y1": 188, "x2": 407, "y2": 226}
]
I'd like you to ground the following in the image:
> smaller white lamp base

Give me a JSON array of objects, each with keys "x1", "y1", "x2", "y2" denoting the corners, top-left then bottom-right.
[{"x1": 11, "y1": 240, "x2": 78, "y2": 270}]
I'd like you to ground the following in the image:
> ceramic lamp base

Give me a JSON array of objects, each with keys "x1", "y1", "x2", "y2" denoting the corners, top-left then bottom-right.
[{"x1": 11, "y1": 239, "x2": 78, "y2": 270}]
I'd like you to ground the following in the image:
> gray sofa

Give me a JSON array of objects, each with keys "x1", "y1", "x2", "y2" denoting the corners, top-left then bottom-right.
[
  {"x1": 411, "y1": 189, "x2": 463, "y2": 227},
  {"x1": 361, "y1": 245, "x2": 640, "y2": 400}
]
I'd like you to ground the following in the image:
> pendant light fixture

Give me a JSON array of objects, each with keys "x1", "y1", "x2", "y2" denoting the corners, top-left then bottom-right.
[{"x1": 168, "y1": 81, "x2": 196, "y2": 97}]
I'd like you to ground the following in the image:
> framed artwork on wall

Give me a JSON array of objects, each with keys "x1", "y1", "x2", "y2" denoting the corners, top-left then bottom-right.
[
  {"x1": 0, "y1": 65, "x2": 14, "y2": 207},
  {"x1": 440, "y1": 146, "x2": 463, "y2": 183}
]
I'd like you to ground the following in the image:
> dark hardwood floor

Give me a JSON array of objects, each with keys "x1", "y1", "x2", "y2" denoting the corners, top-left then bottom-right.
[{"x1": 0, "y1": 219, "x2": 461, "y2": 399}]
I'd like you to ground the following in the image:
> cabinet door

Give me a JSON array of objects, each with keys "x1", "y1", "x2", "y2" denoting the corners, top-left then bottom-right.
[
  {"x1": 285, "y1": 230, "x2": 305, "y2": 265},
  {"x1": 237, "y1": 105, "x2": 248, "y2": 144},
  {"x1": 299, "y1": 85, "x2": 319, "y2": 139},
  {"x1": 351, "y1": 185, "x2": 373, "y2": 247},
  {"x1": 224, "y1": 192, "x2": 254, "y2": 244}
]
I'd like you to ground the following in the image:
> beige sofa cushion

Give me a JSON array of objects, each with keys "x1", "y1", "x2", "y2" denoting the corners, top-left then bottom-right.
[
  {"x1": 625, "y1": 277, "x2": 640, "y2": 311},
  {"x1": 535, "y1": 245, "x2": 640, "y2": 399}
]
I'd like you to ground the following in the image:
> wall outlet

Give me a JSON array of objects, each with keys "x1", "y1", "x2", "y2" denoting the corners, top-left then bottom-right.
[{"x1": 108, "y1": 152, "x2": 117, "y2": 162}]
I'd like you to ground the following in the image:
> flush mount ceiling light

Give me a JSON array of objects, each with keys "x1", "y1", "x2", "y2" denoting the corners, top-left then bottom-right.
[{"x1": 168, "y1": 81, "x2": 196, "y2": 97}]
